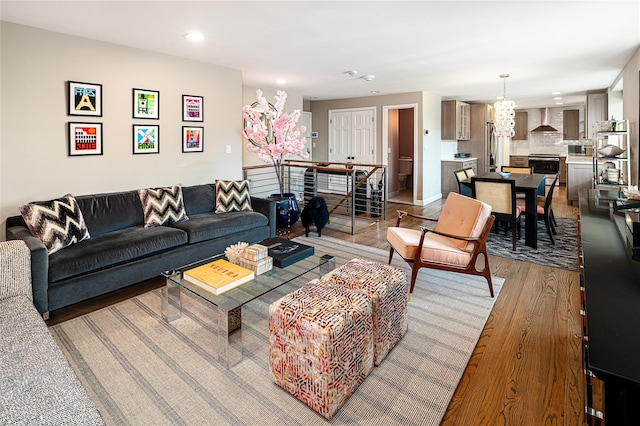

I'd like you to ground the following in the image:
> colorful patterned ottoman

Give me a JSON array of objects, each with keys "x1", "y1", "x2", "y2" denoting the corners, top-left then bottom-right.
[
  {"x1": 269, "y1": 285, "x2": 374, "y2": 420},
  {"x1": 319, "y1": 258, "x2": 408, "y2": 365}
]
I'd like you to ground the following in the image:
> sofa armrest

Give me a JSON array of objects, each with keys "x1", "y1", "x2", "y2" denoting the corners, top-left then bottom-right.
[
  {"x1": 0, "y1": 240, "x2": 32, "y2": 301},
  {"x1": 251, "y1": 196, "x2": 277, "y2": 238},
  {"x1": 5, "y1": 225, "x2": 49, "y2": 316}
]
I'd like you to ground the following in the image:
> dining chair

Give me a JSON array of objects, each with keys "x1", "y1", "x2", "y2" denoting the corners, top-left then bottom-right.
[
  {"x1": 386, "y1": 192, "x2": 495, "y2": 298},
  {"x1": 454, "y1": 169, "x2": 472, "y2": 196},
  {"x1": 464, "y1": 168, "x2": 475, "y2": 177},
  {"x1": 501, "y1": 166, "x2": 533, "y2": 174},
  {"x1": 517, "y1": 173, "x2": 559, "y2": 244},
  {"x1": 472, "y1": 176, "x2": 522, "y2": 251}
]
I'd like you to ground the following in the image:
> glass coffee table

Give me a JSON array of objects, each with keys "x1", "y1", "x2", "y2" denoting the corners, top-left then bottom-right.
[{"x1": 162, "y1": 252, "x2": 335, "y2": 368}]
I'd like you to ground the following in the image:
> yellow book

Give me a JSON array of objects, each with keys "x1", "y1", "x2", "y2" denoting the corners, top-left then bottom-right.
[{"x1": 183, "y1": 259, "x2": 255, "y2": 295}]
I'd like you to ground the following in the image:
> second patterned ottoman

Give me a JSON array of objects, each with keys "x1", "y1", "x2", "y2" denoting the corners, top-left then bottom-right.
[
  {"x1": 319, "y1": 258, "x2": 408, "y2": 365},
  {"x1": 268, "y1": 284, "x2": 374, "y2": 420}
]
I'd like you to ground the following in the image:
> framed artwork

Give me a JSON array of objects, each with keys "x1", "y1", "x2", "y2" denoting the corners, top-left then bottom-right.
[
  {"x1": 182, "y1": 126, "x2": 204, "y2": 152},
  {"x1": 68, "y1": 122, "x2": 103, "y2": 156},
  {"x1": 68, "y1": 81, "x2": 102, "y2": 117},
  {"x1": 133, "y1": 125, "x2": 159, "y2": 154},
  {"x1": 182, "y1": 95, "x2": 203, "y2": 122},
  {"x1": 132, "y1": 88, "x2": 159, "y2": 119}
]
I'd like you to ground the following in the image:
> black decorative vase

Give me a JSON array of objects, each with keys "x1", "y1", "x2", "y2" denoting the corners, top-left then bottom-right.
[{"x1": 269, "y1": 192, "x2": 301, "y2": 228}]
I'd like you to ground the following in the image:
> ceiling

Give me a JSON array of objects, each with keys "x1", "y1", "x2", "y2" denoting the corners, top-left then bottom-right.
[{"x1": 2, "y1": 1, "x2": 639, "y2": 109}]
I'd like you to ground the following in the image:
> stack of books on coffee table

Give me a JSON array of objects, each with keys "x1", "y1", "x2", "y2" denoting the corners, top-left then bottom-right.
[{"x1": 239, "y1": 243, "x2": 273, "y2": 275}]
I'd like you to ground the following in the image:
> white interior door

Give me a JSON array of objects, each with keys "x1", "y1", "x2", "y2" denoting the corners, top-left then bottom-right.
[{"x1": 328, "y1": 107, "x2": 376, "y2": 193}]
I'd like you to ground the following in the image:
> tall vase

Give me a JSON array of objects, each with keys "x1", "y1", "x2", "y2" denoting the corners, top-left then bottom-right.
[{"x1": 268, "y1": 192, "x2": 301, "y2": 229}]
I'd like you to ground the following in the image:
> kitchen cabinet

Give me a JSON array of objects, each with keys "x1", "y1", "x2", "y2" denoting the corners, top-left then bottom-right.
[
  {"x1": 509, "y1": 155, "x2": 529, "y2": 168},
  {"x1": 441, "y1": 158, "x2": 477, "y2": 195},
  {"x1": 563, "y1": 109, "x2": 579, "y2": 140},
  {"x1": 586, "y1": 93, "x2": 607, "y2": 137},
  {"x1": 566, "y1": 161, "x2": 592, "y2": 204},
  {"x1": 461, "y1": 103, "x2": 493, "y2": 174},
  {"x1": 442, "y1": 100, "x2": 470, "y2": 141},
  {"x1": 513, "y1": 111, "x2": 528, "y2": 140},
  {"x1": 559, "y1": 156, "x2": 566, "y2": 185}
]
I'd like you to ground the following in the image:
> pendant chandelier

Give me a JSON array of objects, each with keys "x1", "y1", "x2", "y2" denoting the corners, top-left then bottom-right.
[{"x1": 494, "y1": 74, "x2": 515, "y2": 138}]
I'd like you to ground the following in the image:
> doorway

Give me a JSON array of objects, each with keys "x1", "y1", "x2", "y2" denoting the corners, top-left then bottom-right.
[{"x1": 383, "y1": 104, "x2": 418, "y2": 205}]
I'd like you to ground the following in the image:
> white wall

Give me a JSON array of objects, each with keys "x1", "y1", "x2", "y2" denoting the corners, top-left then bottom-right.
[
  {"x1": 1, "y1": 22, "x2": 243, "y2": 238},
  {"x1": 421, "y1": 91, "x2": 443, "y2": 204},
  {"x1": 619, "y1": 47, "x2": 640, "y2": 184}
]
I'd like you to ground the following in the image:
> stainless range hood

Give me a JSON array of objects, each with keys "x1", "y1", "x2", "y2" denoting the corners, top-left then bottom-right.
[{"x1": 531, "y1": 108, "x2": 559, "y2": 133}]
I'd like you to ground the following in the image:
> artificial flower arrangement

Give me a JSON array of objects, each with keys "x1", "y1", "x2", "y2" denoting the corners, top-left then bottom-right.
[{"x1": 242, "y1": 90, "x2": 308, "y2": 196}]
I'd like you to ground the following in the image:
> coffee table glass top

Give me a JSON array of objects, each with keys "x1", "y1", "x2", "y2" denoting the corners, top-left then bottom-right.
[{"x1": 163, "y1": 251, "x2": 330, "y2": 309}]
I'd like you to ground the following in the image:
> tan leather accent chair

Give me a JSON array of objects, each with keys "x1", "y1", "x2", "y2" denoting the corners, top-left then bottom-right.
[{"x1": 387, "y1": 192, "x2": 495, "y2": 298}]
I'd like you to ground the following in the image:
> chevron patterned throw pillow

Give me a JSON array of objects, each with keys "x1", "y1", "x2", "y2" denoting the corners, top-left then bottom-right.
[
  {"x1": 19, "y1": 194, "x2": 90, "y2": 254},
  {"x1": 215, "y1": 180, "x2": 253, "y2": 213},
  {"x1": 138, "y1": 184, "x2": 189, "y2": 227}
]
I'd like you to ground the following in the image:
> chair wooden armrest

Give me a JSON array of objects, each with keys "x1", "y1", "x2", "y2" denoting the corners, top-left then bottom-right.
[
  {"x1": 395, "y1": 210, "x2": 439, "y2": 227},
  {"x1": 419, "y1": 226, "x2": 482, "y2": 242}
]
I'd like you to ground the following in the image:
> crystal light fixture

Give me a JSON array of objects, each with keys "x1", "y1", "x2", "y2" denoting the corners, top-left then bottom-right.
[{"x1": 494, "y1": 74, "x2": 515, "y2": 138}]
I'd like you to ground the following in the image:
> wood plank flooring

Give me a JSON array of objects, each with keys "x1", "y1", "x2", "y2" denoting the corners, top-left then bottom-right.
[
  {"x1": 289, "y1": 186, "x2": 584, "y2": 425},
  {"x1": 46, "y1": 186, "x2": 585, "y2": 425}
]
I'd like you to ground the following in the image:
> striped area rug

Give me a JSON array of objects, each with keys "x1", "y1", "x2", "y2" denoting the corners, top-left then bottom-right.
[{"x1": 50, "y1": 237, "x2": 503, "y2": 425}]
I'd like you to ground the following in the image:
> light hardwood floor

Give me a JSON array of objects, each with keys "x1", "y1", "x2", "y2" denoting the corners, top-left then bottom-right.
[
  {"x1": 290, "y1": 186, "x2": 584, "y2": 425},
  {"x1": 47, "y1": 186, "x2": 584, "y2": 424}
]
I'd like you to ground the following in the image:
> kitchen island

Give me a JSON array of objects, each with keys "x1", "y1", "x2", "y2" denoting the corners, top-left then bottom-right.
[{"x1": 566, "y1": 155, "x2": 592, "y2": 205}]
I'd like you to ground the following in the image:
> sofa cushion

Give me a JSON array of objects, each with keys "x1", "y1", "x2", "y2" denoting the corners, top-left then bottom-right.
[
  {"x1": 0, "y1": 296, "x2": 104, "y2": 425},
  {"x1": 76, "y1": 190, "x2": 145, "y2": 236},
  {"x1": 215, "y1": 180, "x2": 253, "y2": 213},
  {"x1": 182, "y1": 183, "x2": 216, "y2": 216},
  {"x1": 170, "y1": 211, "x2": 267, "y2": 244},
  {"x1": 138, "y1": 184, "x2": 189, "y2": 227},
  {"x1": 48, "y1": 225, "x2": 187, "y2": 283},
  {"x1": 19, "y1": 194, "x2": 90, "y2": 255}
]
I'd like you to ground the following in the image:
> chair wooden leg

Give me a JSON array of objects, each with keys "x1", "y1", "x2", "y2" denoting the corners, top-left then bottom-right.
[
  {"x1": 388, "y1": 247, "x2": 395, "y2": 264},
  {"x1": 511, "y1": 221, "x2": 517, "y2": 251},
  {"x1": 545, "y1": 216, "x2": 555, "y2": 244},
  {"x1": 410, "y1": 262, "x2": 420, "y2": 295}
]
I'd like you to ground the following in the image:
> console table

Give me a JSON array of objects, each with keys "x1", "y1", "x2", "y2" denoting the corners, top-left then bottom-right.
[{"x1": 579, "y1": 188, "x2": 640, "y2": 424}]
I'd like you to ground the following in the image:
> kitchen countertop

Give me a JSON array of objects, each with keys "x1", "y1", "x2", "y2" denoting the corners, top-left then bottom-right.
[
  {"x1": 441, "y1": 157, "x2": 478, "y2": 162},
  {"x1": 566, "y1": 154, "x2": 592, "y2": 164}
]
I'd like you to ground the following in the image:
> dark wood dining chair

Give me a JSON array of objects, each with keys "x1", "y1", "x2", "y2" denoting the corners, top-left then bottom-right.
[
  {"x1": 454, "y1": 169, "x2": 472, "y2": 196},
  {"x1": 472, "y1": 176, "x2": 522, "y2": 251},
  {"x1": 517, "y1": 173, "x2": 559, "y2": 244}
]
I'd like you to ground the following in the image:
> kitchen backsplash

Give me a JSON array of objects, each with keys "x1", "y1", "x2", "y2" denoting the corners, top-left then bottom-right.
[{"x1": 511, "y1": 106, "x2": 585, "y2": 155}]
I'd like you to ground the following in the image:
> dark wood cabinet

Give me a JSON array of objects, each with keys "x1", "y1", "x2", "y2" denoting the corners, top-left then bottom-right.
[
  {"x1": 563, "y1": 109, "x2": 580, "y2": 140},
  {"x1": 513, "y1": 111, "x2": 528, "y2": 140}
]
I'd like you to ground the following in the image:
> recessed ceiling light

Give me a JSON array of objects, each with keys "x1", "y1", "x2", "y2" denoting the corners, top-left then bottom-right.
[
  {"x1": 361, "y1": 75, "x2": 375, "y2": 82},
  {"x1": 554, "y1": 97, "x2": 562, "y2": 100},
  {"x1": 347, "y1": 70, "x2": 358, "y2": 77},
  {"x1": 185, "y1": 32, "x2": 204, "y2": 42},
  {"x1": 556, "y1": 102, "x2": 564, "y2": 105},
  {"x1": 276, "y1": 79, "x2": 286, "y2": 85},
  {"x1": 370, "y1": 91, "x2": 380, "y2": 94},
  {"x1": 552, "y1": 92, "x2": 561, "y2": 95}
]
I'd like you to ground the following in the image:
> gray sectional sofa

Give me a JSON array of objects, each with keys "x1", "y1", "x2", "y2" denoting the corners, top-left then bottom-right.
[
  {"x1": 5, "y1": 183, "x2": 276, "y2": 317},
  {"x1": 0, "y1": 240, "x2": 104, "y2": 425}
]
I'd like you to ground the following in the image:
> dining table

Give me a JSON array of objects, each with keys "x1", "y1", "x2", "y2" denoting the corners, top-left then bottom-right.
[{"x1": 461, "y1": 172, "x2": 547, "y2": 249}]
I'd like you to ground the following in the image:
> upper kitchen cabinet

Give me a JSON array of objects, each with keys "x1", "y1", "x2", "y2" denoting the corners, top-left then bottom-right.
[
  {"x1": 513, "y1": 111, "x2": 528, "y2": 140},
  {"x1": 563, "y1": 109, "x2": 580, "y2": 140},
  {"x1": 442, "y1": 100, "x2": 470, "y2": 141},
  {"x1": 586, "y1": 92, "x2": 607, "y2": 137}
]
